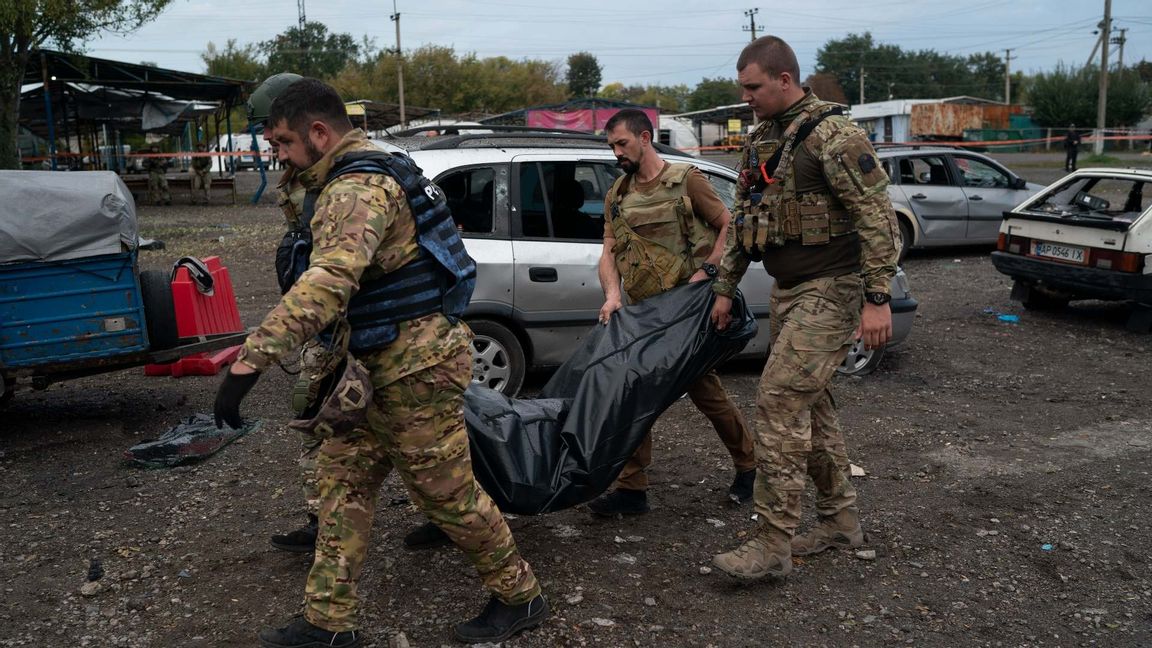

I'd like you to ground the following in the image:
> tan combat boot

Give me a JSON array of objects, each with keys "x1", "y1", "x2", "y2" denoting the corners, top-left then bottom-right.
[
  {"x1": 712, "y1": 527, "x2": 793, "y2": 581},
  {"x1": 791, "y1": 507, "x2": 864, "y2": 556}
]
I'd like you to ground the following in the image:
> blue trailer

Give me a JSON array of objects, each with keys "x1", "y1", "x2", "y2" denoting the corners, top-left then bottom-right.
[{"x1": 0, "y1": 171, "x2": 244, "y2": 403}]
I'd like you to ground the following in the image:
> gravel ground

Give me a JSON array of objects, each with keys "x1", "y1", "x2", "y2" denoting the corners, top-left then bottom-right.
[{"x1": 2, "y1": 155, "x2": 1151, "y2": 647}]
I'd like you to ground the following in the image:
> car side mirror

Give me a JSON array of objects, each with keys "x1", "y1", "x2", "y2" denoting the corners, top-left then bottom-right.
[{"x1": 1010, "y1": 177, "x2": 1027, "y2": 190}]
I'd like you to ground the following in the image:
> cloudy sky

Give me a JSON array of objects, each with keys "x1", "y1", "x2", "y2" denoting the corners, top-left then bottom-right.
[{"x1": 85, "y1": 0, "x2": 1152, "y2": 87}]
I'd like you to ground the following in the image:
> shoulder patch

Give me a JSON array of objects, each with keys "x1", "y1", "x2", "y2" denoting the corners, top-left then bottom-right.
[{"x1": 858, "y1": 153, "x2": 877, "y2": 174}]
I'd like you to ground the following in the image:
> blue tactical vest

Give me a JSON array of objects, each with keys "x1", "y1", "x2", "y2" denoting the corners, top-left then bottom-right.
[{"x1": 280, "y1": 149, "x2": 476, "y2": 352}]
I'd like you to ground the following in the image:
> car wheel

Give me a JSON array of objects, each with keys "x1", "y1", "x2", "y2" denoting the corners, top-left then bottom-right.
[
  {"x1": 897, "y1": 218, "x2": 913, "y2": 264},
  {"x1": 469, "y1": 319, "x2": 526, "y2": 397},
  {"x1": 1018, "y1": 282, "x2": 1069, "y2": 311},
  {"x1": 836, "y1": 337, "x2": 885, "y2": 376},
  {"x1": 139, "y1": 270, "x2": 179, "y2": 350}
]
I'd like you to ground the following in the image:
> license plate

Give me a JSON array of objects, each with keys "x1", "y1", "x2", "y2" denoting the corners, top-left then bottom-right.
[{"x1": 1032, "y1": 241, "x2": 1085, "y2": 264}]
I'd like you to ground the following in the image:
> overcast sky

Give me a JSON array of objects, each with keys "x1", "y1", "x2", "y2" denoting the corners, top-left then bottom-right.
[{"x1": 85, "y1": 0, "x2": 1152, "y2": 89}]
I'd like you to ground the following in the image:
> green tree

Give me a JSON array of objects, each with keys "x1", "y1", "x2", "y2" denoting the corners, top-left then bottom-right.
[
  {"x1": 262, "y1": 21, "x2": 360, "y2": 80},
  {"x1": 333, "y1": 46, "x2": 565, "y2": 115},
  {"x1": 687, "y1": 77, "x2": 740, "y2": 111},
  {"x1": 1030, "y1": 65, "x2": 1150, "y2": 128},
  {"x1": 0, "y1": 0, "x2": 172, "y2": 168},
  {"x1": 816, "y1": 32, "x2": 1006, "y2": 103},
  {"x1": 566, "y1": 51, "x2": 601, "y2": 98},
  {"x1": 201, "y1": 39, "x2": 265, "y2": 81},
  {"x1": 804, "y1": 73, "x2": 848, "y2": 105}
]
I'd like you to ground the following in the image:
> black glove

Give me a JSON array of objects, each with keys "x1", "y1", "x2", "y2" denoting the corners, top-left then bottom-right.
[{"x1": 214, "y1": 371, "x2": 260, "y2": 429}]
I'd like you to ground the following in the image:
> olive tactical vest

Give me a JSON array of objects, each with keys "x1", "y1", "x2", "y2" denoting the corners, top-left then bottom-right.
[
  {"x1": 608, "y1": 163, "x2": 714, "y2": 302},
  {"x1": 737, "y1": 101, "x2": 855, "y2": 261}
]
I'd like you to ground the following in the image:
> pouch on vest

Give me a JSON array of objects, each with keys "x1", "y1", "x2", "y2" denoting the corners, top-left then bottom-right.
[
  {"x1": 286, "y1": 319, "x2": 373, "y2": 439},
  {"x1": 274, "y1": 229, "x2": 311, "y2": 295},
  {"x1": 610, "y1": 205, "x2": 688, "y2": 302}
]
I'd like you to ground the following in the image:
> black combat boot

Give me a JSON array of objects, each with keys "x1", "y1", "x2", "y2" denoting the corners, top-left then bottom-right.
[
  {"x1": 587, "y1": 488, "x2": 650, "y2": 517},
  {"x1": 728, "y1": 468, "x2": 756, "y2": 504},
  {"x1": 403, "y1": 520, "x2": 452, "y2": 550},
  {"x1": 270, "y1": 514, "x2": 318, "y2": 553},
  {"x1": 454, "y1": 594, "x2": 549, "y2": 644},
  {"x1": 258, "y1": 615, "x2": 360, "y2": 648}
]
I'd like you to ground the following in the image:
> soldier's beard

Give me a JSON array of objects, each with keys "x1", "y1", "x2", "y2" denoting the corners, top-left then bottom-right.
[
  {"x1": 617, "y1": 157, "x2": 638, "y2": 174},
  {"x1": 288, "y1": 140, "x2": 325, "y2": 171}
]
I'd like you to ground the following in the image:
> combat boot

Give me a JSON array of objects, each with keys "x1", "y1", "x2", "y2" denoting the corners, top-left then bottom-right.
[
  {"x1": 402, "y1": 520, "x2": 452, "y2": 550},
  {"x1": 454, "y1": 593, "x2": 549, "y2": 644},
  {"x1": 587, "y1": 489, "x2": 649, "y2": 517},
  {"x1": 270, "y1": 514, "x2": 318, "y2": 553},
  {"x1": 791, "y1": 507, "x2": 864, "y2": 556},
  {"x1": 258, "y1": 615, "x2": 360, "y2": 648},
  {"x1": 712, "y1": 527, "x2": 793, "y2": 581}
]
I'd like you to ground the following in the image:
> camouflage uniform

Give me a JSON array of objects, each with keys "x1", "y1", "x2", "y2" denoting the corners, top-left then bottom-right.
[
  {"x1": 237, "y1": 130, "x2": 540, "y2": 631},
  {"x1": 144, "y1": 152, "x2": 170, "y2": 205},
  {"x1": 604, "y1": 163, "x2": 755, "y2": 491},
  {"x1": 190, "y1": 152, "x2": 212, "y2": 204},
  {"x1": 276, "y1": 166, "x2": 327, "y2": 517},
  {"x1": 713, "y1": 90, "x2": 900, "y2": 538}
]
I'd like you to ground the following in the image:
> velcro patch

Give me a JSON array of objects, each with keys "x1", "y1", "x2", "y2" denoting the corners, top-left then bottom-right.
[{"x1": 858, "y1": 153, "x2": 877, "y2": 174}]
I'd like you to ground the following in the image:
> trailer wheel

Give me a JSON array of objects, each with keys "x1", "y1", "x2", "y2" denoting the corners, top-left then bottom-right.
[{"x1": 140, "y1": 270, "x2": 179, "y2": 350}]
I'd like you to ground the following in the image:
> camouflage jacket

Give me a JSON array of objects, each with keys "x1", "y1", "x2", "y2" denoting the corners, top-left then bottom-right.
[
  {"x1": 276, "y1": 167, "x2": 310, "y2": 230},
  {"x1": 238, "y1": 129, "x2": 471, "y2": 386},
  {"x1": 143, "y1": 155, "x2": 168, "y2": 174},
  {"x1": 715, "y1": 91, "x2": 899, "y2": 297},
  {"x1": 192, "y1": 155, "x2": 212, "y2": 172}
]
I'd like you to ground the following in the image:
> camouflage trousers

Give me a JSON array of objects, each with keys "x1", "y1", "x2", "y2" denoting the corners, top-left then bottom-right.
[
  {"x1": 190, "y1": 169, "x2": 211, "y2": 203},
  {"x1": 296, "y1": 341, "x2": 328, "y2": 516},
  {"x1": 616, "y1": 370, "x2": 756, "y2": 490},
  {"x1": 147, "y1": 172, "x2": 170, "y2": 205},
  {"x1": 303, "y1": 348, "x2": 541, "y2": 632},
  {"x1": 752, "y1": 273, "x2": 863, "y2": 535}
]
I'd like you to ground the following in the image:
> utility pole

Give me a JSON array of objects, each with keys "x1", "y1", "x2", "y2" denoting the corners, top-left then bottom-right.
[
  {"x1": 1003, "y1": 48, "x2": 1014, "y2": 105},
  {"x1": 1111, "y1": 27, "x2": 1128, "y2": 69},
  {"x1": 743, "y1": 8, "x2": 759, "y2": 41},
  {"x1": 859, "y1": 67, "x2": 866, "y2": 105},
  {"x1": 297, "y1": 0, "x2": 307, "y2": 53},
  {"x1": 1095, "y1": 0, "x2": 1110, "y2": 155},
  {"x1": 391, "y1": 0, "x2": 406, "y2": 128}
]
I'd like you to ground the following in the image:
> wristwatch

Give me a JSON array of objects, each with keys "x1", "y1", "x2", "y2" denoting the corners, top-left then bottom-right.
[
  {"x1": 701, "y1": 263, "x2": 719, "y2": 278},
  {"x1": 864, "y1": 291, "x2": 891, "y2": 306}
]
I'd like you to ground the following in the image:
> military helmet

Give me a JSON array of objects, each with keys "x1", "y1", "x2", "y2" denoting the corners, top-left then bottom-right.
[
  {"x1": 287, "y1": 357, "x2": 373, "y2": 439},
  {"x1": 247, "y1": 72, "x2": 304, "y2": 123}
]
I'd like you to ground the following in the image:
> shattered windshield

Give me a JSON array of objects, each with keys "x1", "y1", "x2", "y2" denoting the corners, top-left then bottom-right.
[{"x1": 1023, "y1": 176, "x2": 1150, "y2": 223}]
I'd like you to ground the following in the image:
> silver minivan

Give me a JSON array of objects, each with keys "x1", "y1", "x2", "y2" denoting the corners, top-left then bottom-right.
[{"x1": 388, "y1": 131, "x2": 917, "y2": 395}]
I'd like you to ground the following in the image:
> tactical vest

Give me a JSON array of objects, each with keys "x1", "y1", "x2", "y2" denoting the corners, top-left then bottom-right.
[
  {"x1": 736, "y1": 102, "x2": 855, "y2": 262},
  {"x1": 282, "y1": 149, "x2": 477, "y2": 352},
  {"x1": 608, "y1": 163, "x2": 712, "y2": 302}
]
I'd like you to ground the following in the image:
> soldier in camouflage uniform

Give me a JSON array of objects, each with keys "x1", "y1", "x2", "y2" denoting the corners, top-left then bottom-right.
[
  {"x1": 708, "y1": 36, "x2": 900, "y2": 581},
  {"x1": 143, "y1": 146, "x2": 171, "y2": 206},
  {"x1": 189, "y1": 143, "x2": 212, "y2": 204},
  {"x1": 247, "y1": 73, "x2": 451, "y2": 556},
  {"x1": 588, "y1": 108, "x2": 757, "y2": 517},
  {"x1": 214, "y1": 78, "x2": 546, "y2": 647}
]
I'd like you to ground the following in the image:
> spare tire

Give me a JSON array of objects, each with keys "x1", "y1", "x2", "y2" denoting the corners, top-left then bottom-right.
[{"x1": 139, "y1": 269, "x2": 179, "y2": 350}]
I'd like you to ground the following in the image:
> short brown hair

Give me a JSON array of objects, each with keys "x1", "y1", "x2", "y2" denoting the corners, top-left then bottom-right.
[
  {"x1": 267, "y1": 78, "x2": 352, "y2": 137},
  {"x1": 604, "y1": 108, "x2": 653, "y2": 139},
  {"x1": 737, "y1": 36, "x2": 800, "y2": 81}
]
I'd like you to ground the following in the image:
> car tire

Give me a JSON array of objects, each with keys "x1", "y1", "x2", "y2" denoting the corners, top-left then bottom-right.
[
  {"x1": 1018, "y1": 282, "x2": 1069, "y2": 311},
  {"x1": 469, "y1": 319, "x2": 526, "y2": 397},
  {"x1": 897, "y1": 218, "x2": 913, "y2": 264},
  {"x1": 139, "y1": 270, "x2": 179, "y2": 350},
  {"x1": 836, "y1": 337, "x2": 885, "y2": 377}
]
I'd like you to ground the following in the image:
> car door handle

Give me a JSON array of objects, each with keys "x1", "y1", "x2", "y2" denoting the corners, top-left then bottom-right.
[
  {"x1": 528, "y1": 267, "x2": 557, "y2": 282},
  {"x1": 910, "y1": 193, "x2": 927, "y2": 200},
  {"x1": 969, "y1": 195, "x2": 983, "y2": 201}
]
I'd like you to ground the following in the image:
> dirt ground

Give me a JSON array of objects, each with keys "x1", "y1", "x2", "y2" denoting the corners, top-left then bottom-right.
[{"x1": 3, "y1": 155, "x2": 1151, "y2": 648}]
